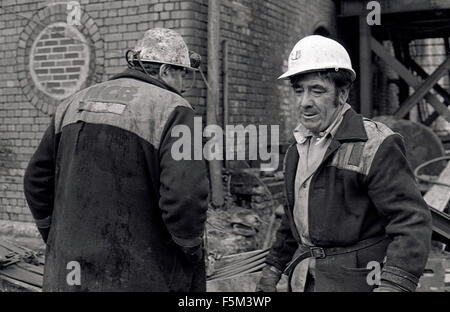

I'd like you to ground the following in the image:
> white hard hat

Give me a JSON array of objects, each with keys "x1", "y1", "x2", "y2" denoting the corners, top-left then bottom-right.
[
  {"x1": 278, "y1": 35, "x2": 356, "y2": 81},
  {"x1": 132, "y1": 28, "x2": 197, "y2": 71}
]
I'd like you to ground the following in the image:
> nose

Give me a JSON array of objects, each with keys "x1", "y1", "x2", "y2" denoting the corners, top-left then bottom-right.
[{"x1": 297, "y1": 91, "x2": 314, "y2": 110}]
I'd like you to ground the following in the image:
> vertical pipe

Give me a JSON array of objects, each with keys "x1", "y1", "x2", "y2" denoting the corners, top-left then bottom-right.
[
  {"x1": 207, "y1": 0, "x2": 224, "y2": 207},
  {"x1": 393, "y1": 38, "x2": 409, "y2": 115},
  {"x1": 359, "y1": 15, "x2": 372, "y2": 117},
  {"x1": 223, "y1": 40, "x2": 229, "y2": 169},
  {"x1": 445, "y1": 38, "x2": 450, "y2": 91}
]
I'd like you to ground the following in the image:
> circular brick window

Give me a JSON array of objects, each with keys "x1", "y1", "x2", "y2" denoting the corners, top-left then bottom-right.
[
  {"x1": 17, "y1": 3, "x2": 104, "y2": 115},
  {"x1": 30, "y1": 22, "x2": 90, "y2": 100}
]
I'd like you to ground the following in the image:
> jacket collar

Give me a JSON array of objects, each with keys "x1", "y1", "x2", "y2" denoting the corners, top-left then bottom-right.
[
  {"x1": 333, "y1": 107, "x2": 368, "y2": 142},
  {"x1": 109, "y1": 68, "x2": 182, "y2": 97},
  {"x1": 293, "y1": 103, "x2": 351, "y2": 145},
  {"x1": 287, "y1": 107, "x2": 368, "y2": 148}
]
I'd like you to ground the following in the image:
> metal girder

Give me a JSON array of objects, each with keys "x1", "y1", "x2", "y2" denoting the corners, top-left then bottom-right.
[
  {"x1": 430, "y1": 207, "x2": 450, "y2": 245},
  {"x1": 395, "y1": 56, "x2": 450, "y2": 119},
  {"x1": 371, "y1": 38, "x2": 450, "y2": 122},
  {"x1": 0, "y1": 239, "x2": 44, "y2": 291},
  {"x1": 424, "y1": 161, "x2": 450, "y2": 212},
  {"x1": 409, "y1": 60, "x2": 450, "y2": 107},
  {"x1": 338, "y1": 0, "x2": 450, "y2": 17}
]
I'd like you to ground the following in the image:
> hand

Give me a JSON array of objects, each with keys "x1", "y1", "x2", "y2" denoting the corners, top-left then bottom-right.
[
  {"x1": 181, "y1": 245, "x2": 204, "y2": 264},
  {"x1": 37, "y1": 227, "x2": 49, "y2": 244},
  {"x1": 256, "y1": 265, "x2": 282, "y2": 292}
]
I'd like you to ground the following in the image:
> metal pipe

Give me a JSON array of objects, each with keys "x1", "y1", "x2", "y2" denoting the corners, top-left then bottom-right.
[
  {"x1": 207, "y1": 0, "x2": 225, "y2": 207},
  {"x1": 211, "y1": 250, "x2": 269, "y2": 274},
  {"x1": 208, "y1": 257, "x2": 267, "y2": 281},
  {"x1": 223, "y1": 40, "x2": 229, "y2": 169}
]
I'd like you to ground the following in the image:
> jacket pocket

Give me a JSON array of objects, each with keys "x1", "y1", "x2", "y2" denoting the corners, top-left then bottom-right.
[
  {"x1": 315, "y1": 265, "x2": 376, "y2": 292},
  {"x1": 356, "y1": 237, "x2": 390, "y2": 268},
  {"x1": 338, "y1": 265, "x2": 376, "y2": 292}
]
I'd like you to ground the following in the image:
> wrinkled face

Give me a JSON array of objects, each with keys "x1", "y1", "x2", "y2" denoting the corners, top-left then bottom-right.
[{"x1": 291, "y1": 72, "x2": 343, "y2": 135}]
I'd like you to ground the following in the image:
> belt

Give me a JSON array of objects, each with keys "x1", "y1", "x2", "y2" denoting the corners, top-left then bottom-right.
[{"x1": 284, "y1": 235, "x2": 390, "y2": 292}]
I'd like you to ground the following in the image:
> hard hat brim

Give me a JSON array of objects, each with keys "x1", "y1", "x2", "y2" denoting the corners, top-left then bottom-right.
[
  {"x1": 138, "y1": 58, "x2": 199, "y2": 71},
  {"x1": 278, "y1": 67, "x2": 356, "y2": 81}
]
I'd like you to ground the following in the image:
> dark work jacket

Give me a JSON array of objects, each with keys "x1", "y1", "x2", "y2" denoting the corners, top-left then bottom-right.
[
  {"x1": 265, "y1": 108, "x2": 432, "y2": 292},
  {"x1": 23, "y1": 69, "x2": 209, "y2": 291}
]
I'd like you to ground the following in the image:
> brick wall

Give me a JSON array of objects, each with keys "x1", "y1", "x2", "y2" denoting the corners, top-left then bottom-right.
[
  {"x1": 218, "y1": 0, "x2": 336, "y2": 137},
  {"x1": 0, "y1": 0, "x2": 336, "y2": 222},
  {"x1": 30, "y1": 23, "x2": 90, "y2": 100}
]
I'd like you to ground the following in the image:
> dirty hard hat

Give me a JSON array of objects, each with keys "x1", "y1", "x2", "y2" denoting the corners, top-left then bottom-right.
[
  {"x1": 278, "y1": 35, "x2": 356, "y2": 81},
  {"x1": 131, "y1": 28, "x2": 200, "y2": 71}
]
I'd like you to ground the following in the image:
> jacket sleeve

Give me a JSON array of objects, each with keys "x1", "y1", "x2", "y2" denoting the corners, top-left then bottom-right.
[
  {"x1": 23, "y1": 118, "x2": 57, "y2": 243},
  {"x1": 264, "y1": 212, "x2": 299, "y2": 272},
  {"x1": 366, "y1": 133, "x2": 432, "y2": 291},
  {"x1": 158, "y1": 106, "x2": 209, "y2": 250}
]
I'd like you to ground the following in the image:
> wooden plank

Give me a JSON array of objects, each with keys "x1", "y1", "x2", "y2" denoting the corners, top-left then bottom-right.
[
  {"x1": 395, "y1": 56, "x2": 450, "y2": 119},
  {"x1": 430, "y1": 207, "x2": 450, "y2": 244},
  {"x1": 413, "y1": 90, "x2": 450, "y2": 123},
  {"x1": 424, "y1": 161, "x2": 450, "y2": 212},
  {"x1": 359, "y1": 15, "x2": 372, "y2": 117},
  {"x1": 424, "y1": 111, "x2": 441, "y2": 126},
  {"x1": 339, "y1": 0, "x2": 450, "y2": 17},
  {"x1": 371, "y1": 38, "x2": 450, "y2": 122},
  {"x1": 0, "y1": 244, "x2": 13, "y2": 257},
  {"x1": 16, "y1": 262, "x2": 44, "y2": 276},
  {"x1": 445, "y1": 38, "x2": 450, "y2": 80},
  {"x1": 0, "y1": 264, "x2": 43, "y2": 288},
  {"x1": 0, "y1": 275, "x2": 41, "y2": 292},
  {"x1": 409, "y1": 60, "x2": 450, "y2": 106},
  {"x1": 422, "y1": 38, "x2": 450, "y2": 125},
  {"x1": 0, "y1": 240, "x2": 20, "y2": 254}
]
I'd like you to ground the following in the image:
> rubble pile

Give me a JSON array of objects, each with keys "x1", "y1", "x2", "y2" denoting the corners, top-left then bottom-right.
[{"x1": 206, "y1": 169, "x2": 285, "y2": 260}]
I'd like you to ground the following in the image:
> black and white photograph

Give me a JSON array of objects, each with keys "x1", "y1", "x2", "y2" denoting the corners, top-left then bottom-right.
[{"x1": 0, "y1": 0, "x2": 449, "y2": 300}]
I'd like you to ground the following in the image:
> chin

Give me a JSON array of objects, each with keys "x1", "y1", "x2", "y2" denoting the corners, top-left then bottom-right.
[{"x1": 301, "y1": 120, "x2": 321, "y2": 132}]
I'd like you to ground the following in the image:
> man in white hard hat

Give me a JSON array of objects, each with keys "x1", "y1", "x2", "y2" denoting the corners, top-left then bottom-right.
[
  {"x1": 24, "y1": 28, "x2": 208, "y2": 291},
  {"x1": 257, "y1": 35, "x2": 432, "y2": 292}
]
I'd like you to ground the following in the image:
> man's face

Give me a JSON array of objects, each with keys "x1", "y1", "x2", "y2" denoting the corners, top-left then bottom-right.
[
  {"x1": 160, "y1": 66, "x2": 187, "y2": 94},
  {"x1": 291, "y1": 72, "x2": 342, "y2": 135}
]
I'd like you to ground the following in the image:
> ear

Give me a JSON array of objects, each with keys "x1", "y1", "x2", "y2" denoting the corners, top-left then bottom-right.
[
  {"x1": 159, "y1": 64, "x2": 171, "y2": 78},
  {"x1": 338, "y1": 86, "x2": 350, "y2": 105}
]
